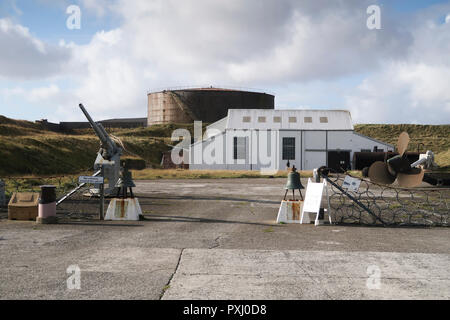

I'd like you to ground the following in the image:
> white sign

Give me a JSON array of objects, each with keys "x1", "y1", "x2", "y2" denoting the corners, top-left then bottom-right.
[
  {"x1": 301, "y1": 179, "x2": 332, "y2": 226},
  {"x1": 79, "y1": 176, "x2": 104, "y2": 184},
  {"x1": 342, "y1": 176, "x2": 361, "y2": 193},
  {"x1": 302, "y1": 179, "x2": 324, "y2": 213}
]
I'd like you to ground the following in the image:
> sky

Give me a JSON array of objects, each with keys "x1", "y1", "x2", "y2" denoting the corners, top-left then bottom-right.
[{"x1": 0, "y1": 0, "x2": 449, "y2": 124}]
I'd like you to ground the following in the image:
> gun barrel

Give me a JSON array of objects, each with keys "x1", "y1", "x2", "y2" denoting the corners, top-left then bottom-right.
[
  {"x1": 79, "y1": 103, "x2": 96, "y2": 126},
  {"x1": 78, "y1": 104, "x2": 118, "y2": 157},
  {"x1": 98, "y1": 122, "x2": 117, "y2": 153},
  {"x1": 79, "y1": 103, "x2": 109, "y2": 143}
]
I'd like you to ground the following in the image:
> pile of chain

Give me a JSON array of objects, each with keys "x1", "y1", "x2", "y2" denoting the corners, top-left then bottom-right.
[{"x1": 326, "y1": 174, "x2": 449, "y2": 227}]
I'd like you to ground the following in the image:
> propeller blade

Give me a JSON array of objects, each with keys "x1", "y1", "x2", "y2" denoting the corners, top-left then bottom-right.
[
  {"x1": 397, "y1": 132, "x2": 410, "y2": 157},
  {"x1": 397, "y1": 168, "x2": 425, "y2": 188},
  {"x1": 368, "y1": 161, "x2": 396, "y2": 185}
]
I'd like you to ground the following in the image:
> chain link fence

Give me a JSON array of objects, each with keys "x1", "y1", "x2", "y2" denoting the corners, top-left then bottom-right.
[{"x1": 325, "y1": 174, "x2": 449, "y2": 227}]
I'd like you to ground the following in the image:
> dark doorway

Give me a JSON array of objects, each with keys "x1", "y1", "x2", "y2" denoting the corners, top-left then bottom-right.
[{"x1": 328, "y1": 151, "x2": 351, "y2": 173}]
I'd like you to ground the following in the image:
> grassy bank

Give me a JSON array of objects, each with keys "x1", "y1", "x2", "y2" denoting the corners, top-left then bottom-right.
[
  {"x1": 354, "y1": 124, "x2": 449, "y2": 167},
  {"x1": 131, "y1": 169, "x2": 313, "y2": 180},
  {"x1": 0, "y1": 115, "x2": 448, "y2": 176}
]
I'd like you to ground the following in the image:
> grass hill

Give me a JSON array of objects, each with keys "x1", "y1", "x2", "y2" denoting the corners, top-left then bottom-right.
[
  {"x1": 354, "y1": 124, "x2": 450, "y2": 167},
  {"x1": 0, "y1": 118, "x2": 205, "y2": 176},
  {"x1": 354, "y1": 124, "x2": 449, "y2": 154},
  {"x1": 0, "y1": 116, "x2": 448, "y2": 176}
]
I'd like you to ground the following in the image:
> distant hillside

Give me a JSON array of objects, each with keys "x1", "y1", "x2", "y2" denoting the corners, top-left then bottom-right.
[
  {"x1": 0, "y1": 115, "x2": 448, "y2": 175},
  {"x1": 354, "y1": 124, "x2": 449, "y2": 167},
  {"x1": 0, "y1": 118, "x2": 174, "y2": 175}
]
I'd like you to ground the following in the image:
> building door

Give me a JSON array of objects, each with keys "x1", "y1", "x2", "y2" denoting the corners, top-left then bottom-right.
[
  {"x1": 304, "y1": 151, "x2": 326, "y2": 170},
  {"x1": 327, "y1": 151, "x2": 350, "y2": 173},
  {"x1": 278, "y1": 131, "x2": 301, "y2": 170}
]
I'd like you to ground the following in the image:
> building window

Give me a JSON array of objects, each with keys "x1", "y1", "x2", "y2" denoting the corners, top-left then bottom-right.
[
  {"x1": 282, "y1": 137, "x2": 295, "y2": 160},
  {"x1": 320, "y1": 117, "x2": 328, "y2": 123},
  {"x1": 273, "y1": 116, "x2": 281, "y2": 123},
  {"x1": 288, "y1": 117, "x2": 297, "y2": 123},
  {"x1": 242, "y1": 116, "x2": 251, "y2": 123},
  {"x1": 304, "y1": 117, "x2": 312, "y2": 123},
  {"x1": 258, "y1": 116, "x2": 266, "y2": 123},
  {"x1": 234, "y1": 137, "x2": 246, "y2": 160}
]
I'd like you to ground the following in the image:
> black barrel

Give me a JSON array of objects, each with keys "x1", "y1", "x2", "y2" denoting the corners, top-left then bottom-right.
[{"x1": 40, "y1": 185, "x2": 56, "y2": 204}]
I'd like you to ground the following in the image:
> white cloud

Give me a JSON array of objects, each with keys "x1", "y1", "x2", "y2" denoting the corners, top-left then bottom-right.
[
  {"x1": 0, "y1": 86, "x2": 25, "y2": 98},
  {"x1": 1, "y1": 84, "x2": 60, "y2": 103},
  {"x1": 110, "y1": 0, "x2": 410, "y2": 84},
  {"x1": 2, "y1": 0, "x2": 450, "y2": 124},
  {"x1": 346, "y1": 63, "x2": 450, "y2": 124},
  {"x1": 0, "y1": 18, "x2": 71, "y2": 80},
  {"x1": 346, "y1": 9, "x2": 450, "y2": 124},
  {"x1": 80, "y1": 0, "x2": 115, "y2": 17},
  {"x1": 54, "y1": 0, "x2": 413, "y2": 120},
  {"x1": 28, "y1": 84, "x2": 60, "y2": 102}
]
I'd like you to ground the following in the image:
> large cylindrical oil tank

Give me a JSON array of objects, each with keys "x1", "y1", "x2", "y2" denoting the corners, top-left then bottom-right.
[{"x1": 147, "y1": 87, "x2": 274, "y2": 126}]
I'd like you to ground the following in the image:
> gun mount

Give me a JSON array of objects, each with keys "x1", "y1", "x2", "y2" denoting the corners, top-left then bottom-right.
[{"x1": 79, "y1": 103, "x2": 122, "y2": 194}]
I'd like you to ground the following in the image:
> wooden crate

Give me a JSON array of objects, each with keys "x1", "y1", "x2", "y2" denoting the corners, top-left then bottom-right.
[{"x1": 8, "y1": 192, "x2": 39, "y2": 221}]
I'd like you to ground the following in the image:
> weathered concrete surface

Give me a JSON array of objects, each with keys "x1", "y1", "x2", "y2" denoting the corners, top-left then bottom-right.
[
  {"x1": 0, "y1": 178, "x2": 449, "y2": 300},
  {"x1": 0, "y1": 236, "x2": 181, "y2": 299},
  {"x1": 162, "y1": 249, "x2": 449, "y2": 300}
]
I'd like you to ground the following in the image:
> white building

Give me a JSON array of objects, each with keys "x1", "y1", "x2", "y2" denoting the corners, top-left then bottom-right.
[{"x1": 189, "y1": 109, "x2": 394, "y2": 172}]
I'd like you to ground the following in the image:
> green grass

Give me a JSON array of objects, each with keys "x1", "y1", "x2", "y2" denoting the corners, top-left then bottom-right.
[
  {"x1": 0, "y1": 115, "x2": 448, "y2": 175},
  {"x1": 0, "y1": 132, "x2": 170, "y2": 176},
  {"x1": 354, "y1": 124, "x2": 450, "y2": 167},
  {"x1": 0, "y1": 118, "x2": 210, "y2": 175},
  {"x1": 2, "y1": 173, "x2": 83, "y2": 198},
  {"x1": 354, "y1": 124, "x2": 449, "y2": 155},
  {"x1": 435, "y1": 149, "x2": 450, "y2": 168},
  {"x1": 132, "y1": 169, "x2": 312, "y2": 180}
]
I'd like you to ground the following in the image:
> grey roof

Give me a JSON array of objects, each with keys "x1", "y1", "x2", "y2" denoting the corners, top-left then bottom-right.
[{"x1": 101, "y1": 117, "x2": 147, "y2": 123}]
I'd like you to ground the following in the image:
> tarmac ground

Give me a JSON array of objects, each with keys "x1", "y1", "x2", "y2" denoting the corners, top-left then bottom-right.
[{"x1": 0, "y1": 178, "x2": 448, "y2": 299}]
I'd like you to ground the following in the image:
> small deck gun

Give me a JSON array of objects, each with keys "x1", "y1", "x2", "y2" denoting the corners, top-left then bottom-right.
[{"x1": 79, "y1": 103, "x2": 122, "y2": 194}]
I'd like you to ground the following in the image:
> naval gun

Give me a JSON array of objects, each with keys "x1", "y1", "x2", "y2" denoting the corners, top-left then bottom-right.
[{"x1": 79, "y1": 103, "x2": 122, "y2": 194}]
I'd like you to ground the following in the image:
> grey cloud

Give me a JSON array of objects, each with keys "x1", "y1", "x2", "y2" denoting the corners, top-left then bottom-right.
[
  {"x1": 117, "y1": 0, "x2": 414, "y2": 84},
  {"x1": 0, "y1": 18, "x2": 71, "y2": 79}
]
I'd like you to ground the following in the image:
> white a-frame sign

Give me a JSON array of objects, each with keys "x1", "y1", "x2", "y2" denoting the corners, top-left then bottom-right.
[{"x1": 300, "y1": 178, "x2": 332, "y2": 226}]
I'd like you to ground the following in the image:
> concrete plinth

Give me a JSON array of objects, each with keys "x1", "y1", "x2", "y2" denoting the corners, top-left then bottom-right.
[
  {"x1": 105, "y1": 198, "x2": 142, "y2": 221},
  {"x1": 276, "y1": 200, "x2": 304, "y2": 224}
]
